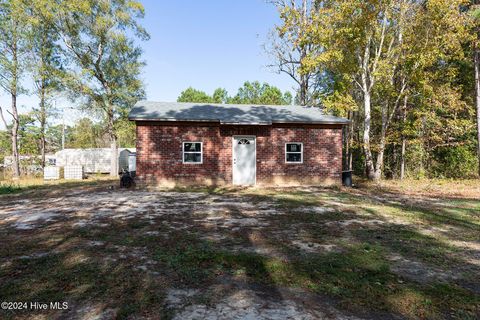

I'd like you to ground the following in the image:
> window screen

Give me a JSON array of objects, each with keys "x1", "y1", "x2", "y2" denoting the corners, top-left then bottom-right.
[
  {"x1": 285, "y1": 143, "x2": 303, "y2": 163},
  {"x1": 183, "y1": 142, "x2": 202, "y2": 163}
]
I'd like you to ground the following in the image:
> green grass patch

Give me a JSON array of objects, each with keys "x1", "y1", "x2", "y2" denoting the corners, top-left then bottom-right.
[
  {"x1": 0, "y1": 176, "x2": 117, "y2": 197},
  {"x1": 151, "y1": 235, "x2": 479, "y2": 318},
  {"x1": 0, "y1": 183, "x2": 22, "y2": 195}
]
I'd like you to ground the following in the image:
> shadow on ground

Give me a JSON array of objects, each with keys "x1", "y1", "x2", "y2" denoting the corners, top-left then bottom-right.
[{"x1": 0, "y1": 185, "x2": 479, "y2": 319}]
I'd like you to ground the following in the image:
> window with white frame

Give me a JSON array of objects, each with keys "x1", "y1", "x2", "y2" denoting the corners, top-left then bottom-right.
[
  {"x1": 183, "y1": 142, "x2": 202, "y2": 164},
  {"x1": 285, "y1": 143, "x2": 303, "y2": 163}
]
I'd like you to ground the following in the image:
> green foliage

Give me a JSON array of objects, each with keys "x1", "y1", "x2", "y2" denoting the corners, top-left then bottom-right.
[
  {"x1": 0, "y1": 131, "x2": 9, "y2": 163},
  {"x1": 1, "y1": 113, "x2": 42, "y2": 156},
  {"x1": 0, "y1": 0, "x2": 148, "y2": 175},
  {"x1": 230, "y1": 81, "x2": 292, "y2": 105},
  {"x1": 177, "y1": 81, "x2": 293, "y2": 105},
  {"x1": 57, "y1": 0, "x2": 148, "y2": 174},
  {"x1": 212, "y1": 88, "x2": 229, "y2": 104},
  {"x1": 405, "y1": 142, "x2": 428, "y2": 179},
  {"x1": 322, "y1": 90, "x2": 358, "y2": 117},
  {"x1": 273, "y1": 0, "x2": 478, "y2": 179},
  {"x1": 66, "y1": 118, "x2": 104, "y2": 149},
  {"x1": 432, "y1": 145, "x2": 478, "y2": 178},
  {"x1": 177, "y1": 87, "x2": 213, "y2": 103},
  {"x1": 115, "y1": 117, "x2": 136, "y2": 148},
  {"x1": 18, "y1": 114, "x2": 40, "y2": 155},
  {"x1": 27, "y1": 0, "x2": 64, "y2": 161},
  {"x1": 0, "y1": 183, "x2": 22, "y2": 195},
  {"x1": 27, "y1": 0, "x2": 63, "y2": 95},
  {"x1": 0, "y1": 0, "x2": 28, "y2": 95},
  {"x1": 45, "y1": 124, "x2": 63, "y2": 152},
  {"x1": 58, "y1": 0, "x2": 149, "y2": 113},
  {"x1": 0, "y1": 114, "x2": 136, "y2": 161},
  {"x1": 0, "y1": 0, "x2": 30, "y2": 176}
]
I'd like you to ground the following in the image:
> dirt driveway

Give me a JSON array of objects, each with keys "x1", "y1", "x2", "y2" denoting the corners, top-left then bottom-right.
[{"x1": 0, "y1": 185, "x2": 479, "y2": 319}]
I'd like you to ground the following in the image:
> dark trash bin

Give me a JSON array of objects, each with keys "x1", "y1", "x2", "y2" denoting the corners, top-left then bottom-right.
[
  {"x1": 342, "y1": 170, "x2": 353, "y2": 187},
  {"x1": 120, "y1": 170, "x2": 135, "y2": 188}
]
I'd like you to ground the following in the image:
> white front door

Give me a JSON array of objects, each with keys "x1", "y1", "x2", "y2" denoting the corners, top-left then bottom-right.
[{"x1": 233, "y1": 136, "x2": 256, "y2": 185}]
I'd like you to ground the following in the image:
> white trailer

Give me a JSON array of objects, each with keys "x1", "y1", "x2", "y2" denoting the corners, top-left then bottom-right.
[{"x1": 55, "y1": 148, "x2": 135, "y2": 174}]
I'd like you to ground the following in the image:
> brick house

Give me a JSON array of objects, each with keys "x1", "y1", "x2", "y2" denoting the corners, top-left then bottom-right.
[{"x1": 128, "y1": 101, "x2": 349, "y2": 186}]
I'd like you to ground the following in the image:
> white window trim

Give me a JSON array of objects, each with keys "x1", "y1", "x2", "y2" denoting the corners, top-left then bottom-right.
[
  {"x1": 182, "y1": 141, "x2": 203, "y2": 164},
  {"x1": 285, "y1": 142, "x2": 303, "y2": 164}
]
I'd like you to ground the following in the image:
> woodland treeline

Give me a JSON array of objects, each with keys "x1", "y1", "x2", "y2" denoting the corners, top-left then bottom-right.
[
  {"x1": 0, "y1": 116, "x2": 136, "y2": 159},
  {"x1": 0, "y1": 0, "x2": 148, "y2": 178},
  {"x1": 266, "y1": 0, "x2": 480, "y2": 179},
  {"x1": 1, "y1": 0, "x2": 480, "y2": 181},
  {"x1": 177, "y1": 81, "x2": 293, "y2": 105}
]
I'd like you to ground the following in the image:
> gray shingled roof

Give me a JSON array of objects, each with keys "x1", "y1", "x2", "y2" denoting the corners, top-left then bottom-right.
[{"x1": 128, "y1": 101, "x2": 349, "y2": 125}]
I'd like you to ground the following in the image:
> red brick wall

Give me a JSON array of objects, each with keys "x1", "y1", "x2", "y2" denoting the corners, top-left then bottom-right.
[{"x1": 136, "y1": 122, "x2": 343, "y2": 186}]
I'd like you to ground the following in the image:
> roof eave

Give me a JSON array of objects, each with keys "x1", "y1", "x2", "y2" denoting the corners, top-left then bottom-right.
[
  {"x1": 271, "y1": 120, "x2": 350, "y2": 125},
  {"x1": 220, "y1": 121, "x2": 272, "y2": 125},
  {"x1": 128, "y1": 117, "x2": 350, "y2": 125},
  {"x1": 128, "y1": 117, "x2": 221, "y2": 123}
]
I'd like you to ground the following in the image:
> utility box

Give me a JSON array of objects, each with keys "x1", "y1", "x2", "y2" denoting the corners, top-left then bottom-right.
[
  {"x1": 342, "y1": 170, "x2": 353, "y2": 187},
  {"x1": 64, "y1": 165, "x2": 84, "y2": 180},
  {"x1": 44, "y1": 166, "x2": 60, "y2": 180}
]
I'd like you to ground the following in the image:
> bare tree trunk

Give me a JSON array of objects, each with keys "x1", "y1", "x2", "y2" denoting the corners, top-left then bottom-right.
[
  {"x1": 400, "y1": 138, "x2": 406, "y2": 179},
  {"x1": 349, "y1": 110, "x2": 356, "y2": 171},
  {"x1": 374, "y1": 152, "x2": 384, "y2": 180},
  {"x1": 346, "y1": 110, "x2": 355, "y2": 171},
  {"x1": 0, "y1": 17, "x2": 21, "y2": 178},
  {"x1": 349, "y1": 147, "x2": 353, "y2": 171},
  {"x1": 375, "y1": 145, "x2": 385, "y2": 181},
  {"x1": 358, "y1": 34, "x2": 377, "y2": 181},
  {"x1": 374, "y1": 101, "x2": 390, "y2": 180},
  {"x1": 299, "y1": 74, "x2": 308, "y2": 105},
  {"x1": 39, "y1": 84, "x2": 46, "y2": 168},
  {"x1": 107, "y1": 104, "x2": 118, "y2": 177},
  {"x1": 344, "y1": 111, "x2": 351, "y2": 170},
  {"x1": 299, "y1": 0, "x2": 308, "y2": 106},
  {"x1": 110, "y1": 136, "x2": 118, "y2": 176},
  {"x1": 11, "y1": 92, "x2": 20, "y2": 178},
  {"x1": 363, "y1": 90, "x2": 376, "y2": 180},
  {"x1": 39, "y1": 31, "x2": 48, "y2": 168},
  {"x1": 475, "y1": 47, "x2": 480, "y2": 177},
  {"x1": 10, "y1": 31, "x2": 20, "y2": 179},
  {"x1": 400, "y1": 96, "x2": 408, "y2": 180}
]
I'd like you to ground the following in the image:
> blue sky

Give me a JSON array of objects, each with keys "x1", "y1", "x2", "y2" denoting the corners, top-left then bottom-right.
[
  {"x1": 141, "y1": 0, "x2": 294, "y2": 100},
  {"x1": 0, "y1": 0, "x2": 294, "y2": 129}
]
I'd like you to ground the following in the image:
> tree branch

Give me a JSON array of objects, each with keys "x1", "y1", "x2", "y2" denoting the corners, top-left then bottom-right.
[
  {"x1": 385, "y1": 77, "x2": 408, "y2": 132},
  {"x1": 369, "y1": 14, "x2": 388, "y2": 91},
  {"x1": 0, "y1": 107, "x2": 11, "y2": 133}
]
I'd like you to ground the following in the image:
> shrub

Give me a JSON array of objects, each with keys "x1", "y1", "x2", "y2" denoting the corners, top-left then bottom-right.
[
  {"x1": 431, "y1": 145, "x2": 478, "y2": 179},
  {"x1": 0, "y1": 183, "x2": 22, "y2": 195}
]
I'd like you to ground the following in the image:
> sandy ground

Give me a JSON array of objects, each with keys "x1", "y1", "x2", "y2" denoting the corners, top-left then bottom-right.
[{"x1": 0, "y1": 186, "x2": 478, "y2": 319}]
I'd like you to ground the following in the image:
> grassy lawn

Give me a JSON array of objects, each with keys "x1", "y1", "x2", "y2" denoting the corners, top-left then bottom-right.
[
  {"x1": 0, "y1": 180, "x2": 479, "y2": 319},
  {"x1": 0, "y1": 175, "x2": 118, "y2": 195}
]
